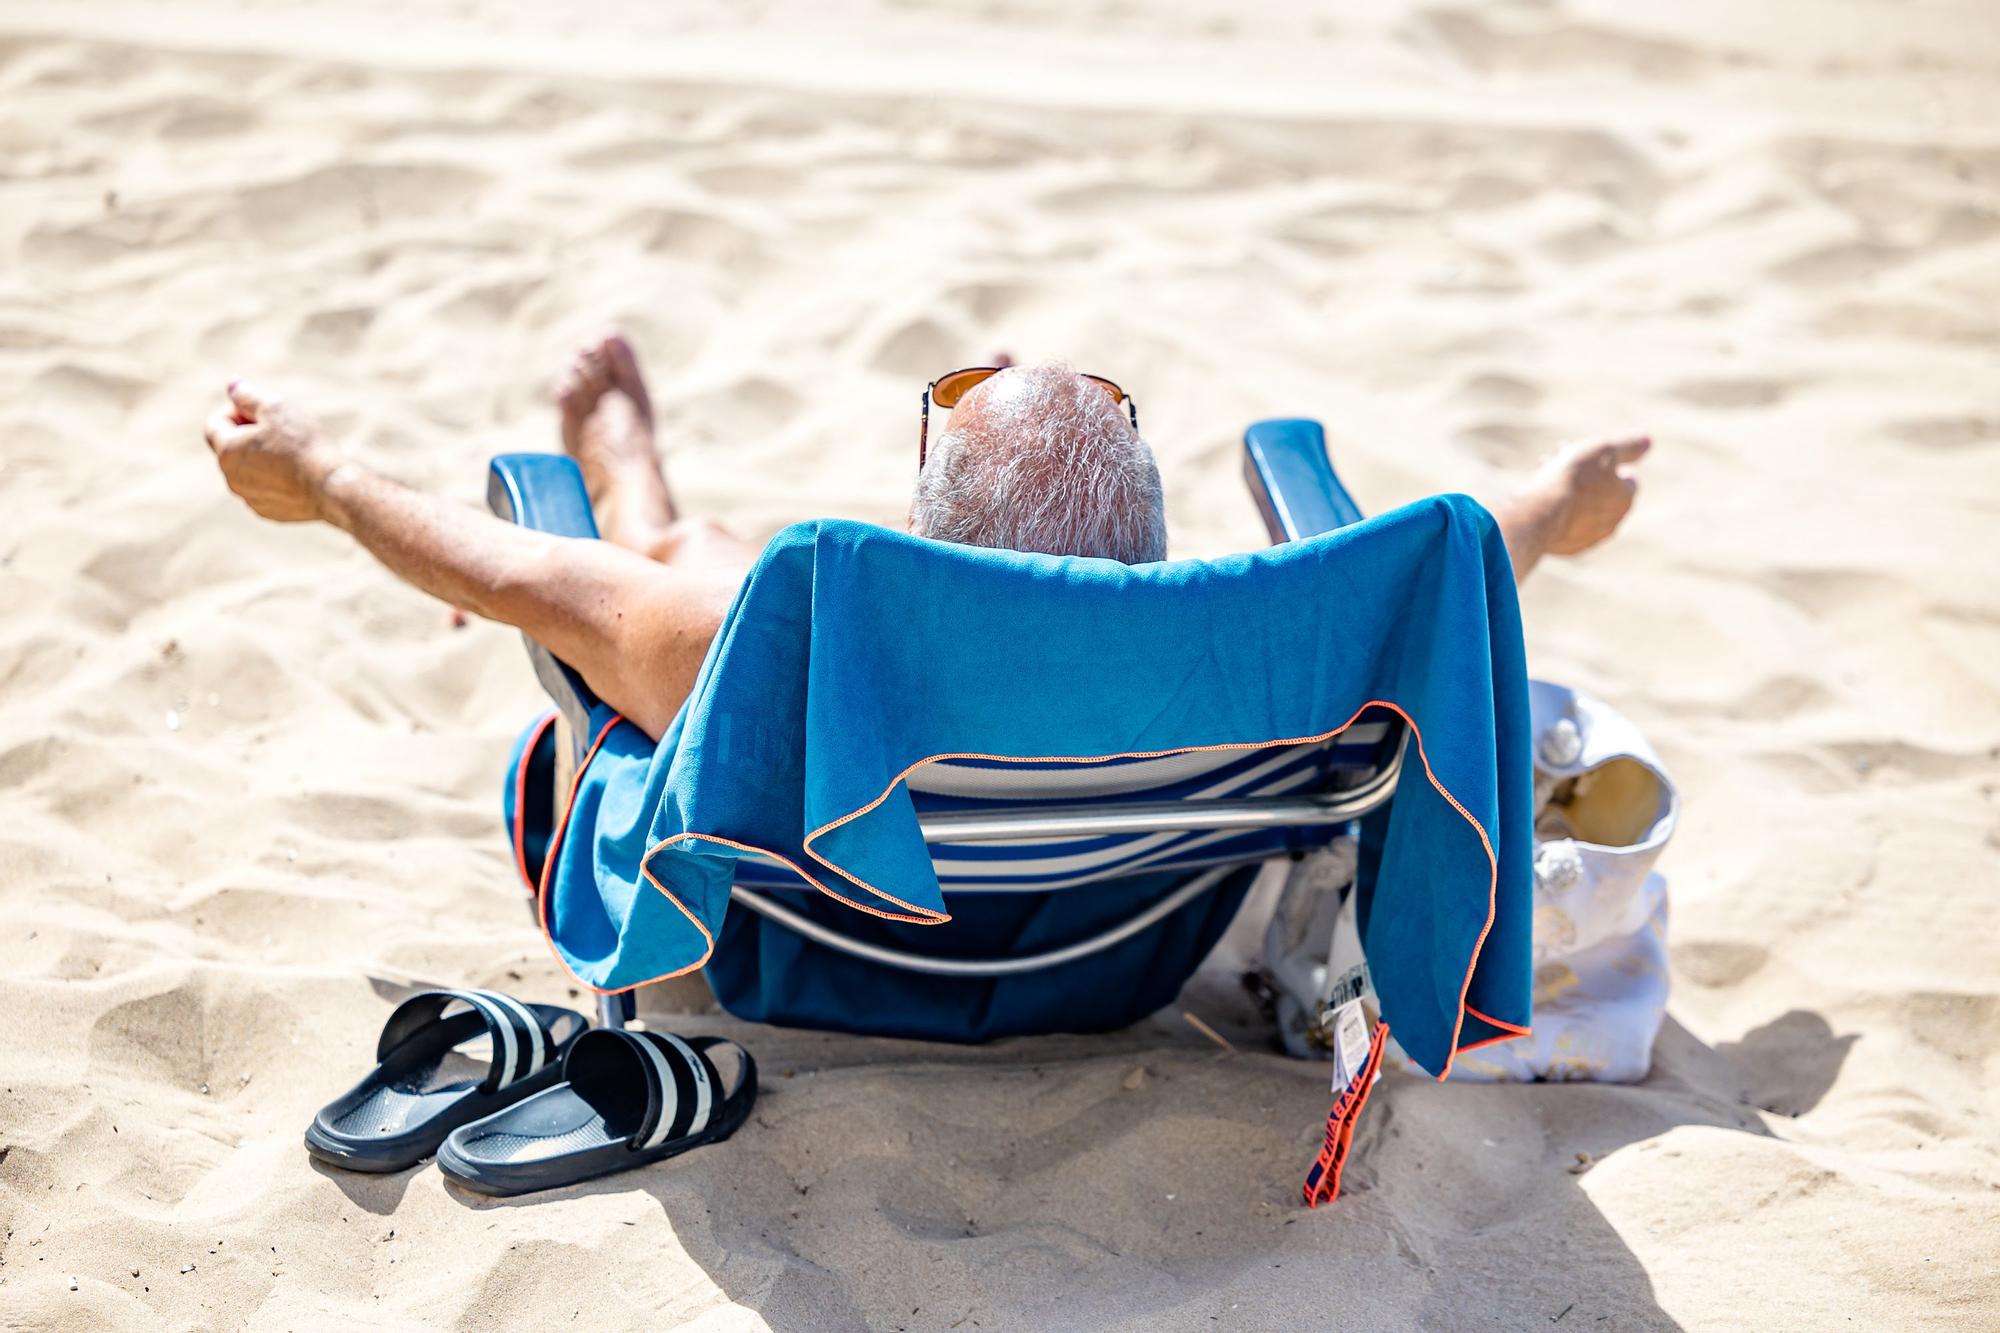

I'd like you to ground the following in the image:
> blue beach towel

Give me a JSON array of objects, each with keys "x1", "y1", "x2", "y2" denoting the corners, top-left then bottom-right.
[{"x1": 535, "y1": 493, "x2": 1533, "y2": 1077}]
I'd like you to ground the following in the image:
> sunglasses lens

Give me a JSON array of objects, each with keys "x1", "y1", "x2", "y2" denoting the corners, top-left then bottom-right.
[
  {"x1": 931, "y1": 367, "x2": 1128, "y2": 411},
  {"x1": 932, "y1": 367, "x2": 997, "y2": 408}
]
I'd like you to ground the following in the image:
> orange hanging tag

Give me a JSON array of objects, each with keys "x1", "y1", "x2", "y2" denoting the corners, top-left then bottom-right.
[{"x1": 1302, "y1": 1018, "x2": 1388, "y2": 1208}]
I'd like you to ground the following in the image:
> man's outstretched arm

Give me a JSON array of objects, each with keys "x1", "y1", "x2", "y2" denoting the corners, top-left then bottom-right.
[
  {"x1": 1488, "y1": 433, "x2": 1651, "y2": 583},
  {"x1": 201, "y1": 383, "x2": 731, "y2": 739}
]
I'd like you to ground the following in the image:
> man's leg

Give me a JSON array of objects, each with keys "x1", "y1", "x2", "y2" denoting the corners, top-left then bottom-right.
[
  {"x1": 539, "y1": 334, "x2": 758, "y2": 774},
  {"x1": 553, "y1": 334, "x2": 757, "y2": 578}
]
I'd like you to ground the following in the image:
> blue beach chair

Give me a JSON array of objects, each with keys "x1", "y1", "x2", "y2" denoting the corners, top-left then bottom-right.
[{"x1": 489, "y1": 421, "x2": 1403, "y2": 1042}]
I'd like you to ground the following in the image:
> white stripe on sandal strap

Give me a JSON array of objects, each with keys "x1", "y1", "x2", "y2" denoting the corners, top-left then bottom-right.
[
  {"x1": 629, "y1": 1032, "x2": 716, "y2": 1150},
  {"x1": 627, "y1": 1035, "x2": 680, "y2": 1150},
  {"x1": 454, "y1": 992, "x2": 516, "y2": 1088},
  {"x1": 654, "y1": 1033, "x2": 713, "y2": 1143},
  {"x1": 455, "y1": 992, "x2": 519, "y2": 1089},
  {"x1": 472, "y1": 989, "x2": 547, "y2": 1082}
]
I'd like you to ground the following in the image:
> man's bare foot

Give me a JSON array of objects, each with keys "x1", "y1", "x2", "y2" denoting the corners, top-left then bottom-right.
[
  {"x1": 555, "y1": 334, "x2": 676, "y2": 550},
  {"x1": 1493, "y1": 433, "x2": 1650, "y2": 582}
]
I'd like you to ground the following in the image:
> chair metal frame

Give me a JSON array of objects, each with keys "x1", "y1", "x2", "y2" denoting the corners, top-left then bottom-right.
[{"x1": 488, "y1": 418, "x2": 1393, "y2": 1027}]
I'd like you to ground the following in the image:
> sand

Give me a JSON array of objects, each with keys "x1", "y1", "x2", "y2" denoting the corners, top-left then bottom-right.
[{"x1": 2, "y1": 0, "x2": 1997, "y2": 1327}]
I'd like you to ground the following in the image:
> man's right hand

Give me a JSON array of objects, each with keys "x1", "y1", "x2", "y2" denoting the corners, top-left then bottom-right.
[
  {"x1": 1491, "y1": 431, "x2": 1651, "y2": 582},
  {"x1": 202, "y1": 382, "x2": 345, "y2": 523},
  {"x1": 1533, "y1": 433, "x2": 1650, "y2": 558}
]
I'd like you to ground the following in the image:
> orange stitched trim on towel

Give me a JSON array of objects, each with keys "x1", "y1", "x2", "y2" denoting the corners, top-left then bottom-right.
[
  {"x1": 511, "y1": 710, "x2": 558, "y2": 895},
  {"x1": 643, "y1": 700, "x2": 1516, "y2": 1074},
  {"x1": 530, "y1": 713, "x2": 692, "y2": 998},
  {"x1": 1464, "y1": 1004, "x2": 1531, "y2": 1037},
  {"x1": 1455, "y1": 1028, "x2": 1531, "y2": 1056},
  {"x1": 538, "y1": 699, "x2": 1526, "y2": 1068}
]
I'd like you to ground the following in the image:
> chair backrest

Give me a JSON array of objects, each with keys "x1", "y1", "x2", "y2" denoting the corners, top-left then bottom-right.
[
  {"x1": 490, "y1": 424, "x2": 1409, "y2": 991},
  {"x1": 732, "y1": 710, "x2": 1405, "y2": 893}
]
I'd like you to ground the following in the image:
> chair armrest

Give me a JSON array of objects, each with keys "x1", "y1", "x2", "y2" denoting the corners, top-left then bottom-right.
[
  {"x1": 486, "y1": 453, "x2": 601, "y2": 540},
  {"x1": 1241, "y1": 418, "x2": 1366, "y2": 543},
  {"x1": 485, "y1": 454, "x2": 604, "y2": 736}
]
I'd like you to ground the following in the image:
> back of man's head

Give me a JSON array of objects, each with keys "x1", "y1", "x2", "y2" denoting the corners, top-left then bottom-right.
[{"x1": 909, "y1": 363, "x2": 1169, "y2": 565}]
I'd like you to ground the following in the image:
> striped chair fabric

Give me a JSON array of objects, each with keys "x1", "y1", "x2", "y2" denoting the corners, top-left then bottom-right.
[{"x1": 732, "y1": 712, "x2": 1402, "y2": 894}]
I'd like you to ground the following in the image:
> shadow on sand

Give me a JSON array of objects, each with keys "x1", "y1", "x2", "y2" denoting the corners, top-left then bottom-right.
[{"x1": 427, "y1": 975, "x2": 1855, "y2": 1332}]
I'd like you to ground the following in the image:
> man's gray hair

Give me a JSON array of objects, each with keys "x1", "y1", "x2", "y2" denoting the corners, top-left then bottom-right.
[{"x1": 910, "y1": 363, "x2": 1169, "y2": 564}]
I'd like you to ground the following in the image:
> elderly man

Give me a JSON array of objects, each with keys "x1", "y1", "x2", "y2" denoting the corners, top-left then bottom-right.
[{"x1": 201, "y1": 335, "x2": 1647, "y2": 738}]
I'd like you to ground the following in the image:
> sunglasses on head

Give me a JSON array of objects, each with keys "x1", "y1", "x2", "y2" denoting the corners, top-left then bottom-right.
[{"x1": 919, "y1": 366, "x2": 1138, "y2": 468}]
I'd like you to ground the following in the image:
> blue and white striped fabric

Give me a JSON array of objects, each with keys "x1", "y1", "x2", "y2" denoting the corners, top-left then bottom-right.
[{"x1": 733, "y1": 717, "x2": 1400, "y2": 894}]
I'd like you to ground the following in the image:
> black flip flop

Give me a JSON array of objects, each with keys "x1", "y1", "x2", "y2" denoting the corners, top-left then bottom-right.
[
  {"x1": 305, "y1": 988, "x2": 587, "y2": 1173},
  {"x1": 436, "y1": 1027, "x2": 757, "y2": 1196}
]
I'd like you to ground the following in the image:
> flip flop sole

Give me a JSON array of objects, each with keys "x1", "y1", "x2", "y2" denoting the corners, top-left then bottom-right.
[
  {"x1": 305, "y1": 1060, "x2": 569, "y2": 1172},
  {"x1": 305, "y1": 1001, "x2": 585, "y2": 1173},
  {"x1": 437, "y1": 1059, "x2": 757, "y2": 1198},
  {"x1": 303, "y1": 1121, "x2": 419, "y2": 1173}
]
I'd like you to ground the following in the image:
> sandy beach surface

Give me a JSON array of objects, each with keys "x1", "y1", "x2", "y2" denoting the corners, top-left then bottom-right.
[{"x1": 3, "y1": 0, "x2": 1998, "y2": 1327}]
